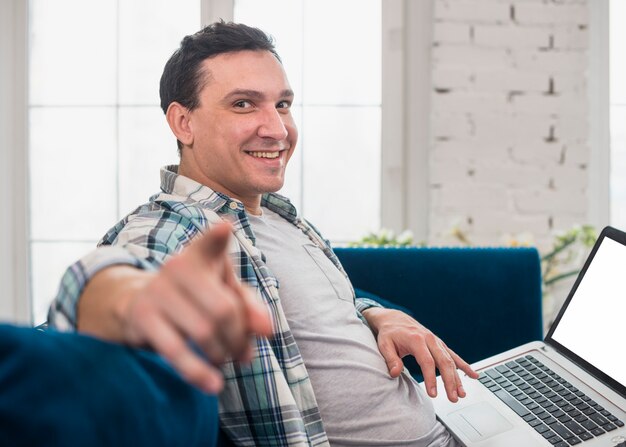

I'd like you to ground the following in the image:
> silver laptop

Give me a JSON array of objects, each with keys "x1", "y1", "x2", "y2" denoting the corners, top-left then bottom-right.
[{"x1": 424, "y1": 225, "x2": 626, "y2": 447}]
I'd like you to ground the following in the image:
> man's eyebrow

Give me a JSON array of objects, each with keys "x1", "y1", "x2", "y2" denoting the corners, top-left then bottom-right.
[{"x1": 222, "y1": 89, "x2": 295, "y2": 102}]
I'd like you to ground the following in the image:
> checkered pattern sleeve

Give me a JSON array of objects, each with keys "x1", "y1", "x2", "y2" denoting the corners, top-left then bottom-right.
[
  {"x1": 47, "y1": 205, "x2": 204, "y2": 331},
  {"x1": 354, "y1": 297, "x2": 384, "y2": 314}
]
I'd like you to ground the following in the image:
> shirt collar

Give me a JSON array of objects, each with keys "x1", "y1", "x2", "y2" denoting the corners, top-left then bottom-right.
[{"x1": 160, "y1": 165, "x2": 299, "y2": 221}]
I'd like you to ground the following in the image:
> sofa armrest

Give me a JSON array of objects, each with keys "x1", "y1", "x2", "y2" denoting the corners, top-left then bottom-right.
[
  {"x1": 0, "y1": 324, "x2": 219, "y2": 447},
  {"x1": 335, "y1": 247, "x2": 543, "y2": 377}
]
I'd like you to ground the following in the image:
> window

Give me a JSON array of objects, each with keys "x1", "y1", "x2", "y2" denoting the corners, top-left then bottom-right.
[
  {"x1": 26, "y1": 0, "x2": 392, "y2": 325},
  {"x1": 28, "y1": 0, "x2": 200, "y2": 323},
  {"x1": 234, "y1": 0, "x2": 382, "y2": 242}
]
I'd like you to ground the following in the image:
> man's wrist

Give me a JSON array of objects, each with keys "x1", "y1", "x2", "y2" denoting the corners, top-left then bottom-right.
[
  {"x1": 354, "y1": 297, "x2": 383, "y2": 314},
  {"x1": 77, "y1": 265, "x2": 152, "y2": 344},
  {"x1": 361, "y1": 307, "x2": 389, "y2": 335}
]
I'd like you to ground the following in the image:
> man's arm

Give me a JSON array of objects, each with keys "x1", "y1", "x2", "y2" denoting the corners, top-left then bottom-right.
[
  {"x1": 362, "y1": 307, "x2": 479, "y2": 403},
  {"x1": 75, "y1": 223, "x2": 272, "y2": 394},
  {"x1": 303, "y1": 219, "x2": 478, "y2": 402}
]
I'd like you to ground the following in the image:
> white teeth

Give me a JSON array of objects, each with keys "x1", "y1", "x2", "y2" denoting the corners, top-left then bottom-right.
[{"x1": 249, "y1": 151, "x2": 280, "y2": 159}]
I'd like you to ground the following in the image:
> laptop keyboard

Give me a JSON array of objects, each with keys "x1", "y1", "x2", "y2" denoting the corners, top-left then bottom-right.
[{"x1": 478, "y1": 354, "x2": 624, "y2": 446}]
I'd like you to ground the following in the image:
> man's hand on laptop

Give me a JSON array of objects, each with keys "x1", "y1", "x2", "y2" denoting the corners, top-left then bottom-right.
[
  {"x1": 362, "y1": 308, "x2": 479, "y2": 403},
  {"x1": 79, "y1": 223, "x2": 273, "y2": 394}
]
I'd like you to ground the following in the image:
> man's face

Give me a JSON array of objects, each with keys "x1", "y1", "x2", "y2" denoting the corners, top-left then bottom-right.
[{"x1": 181, "y1": 50, "x2": 297, "y2": 207}]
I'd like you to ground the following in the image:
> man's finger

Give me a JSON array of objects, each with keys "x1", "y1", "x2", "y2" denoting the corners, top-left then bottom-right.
[
  {"x1": 184, "y1": 276, "x2": 249, "y2": 361},
  {"x1": 148, "y1": 280, "x2": 236, "y2": 364},
  {"x1": 379, "y1": 338, "x2": 403, "y2": 378},
  {"x1": 164, "y1": 252, "x2": 250, "y2": 352},
  {"x1": 174, "y1": 242, "x2": 270, "y2": 359},
  {"x1": 240, "y1": 287, "x2": 273, "y2": 337},
  {"x1": 377, "y1": 337, "x2": 404, "y2": 378},
  {"x1": 411, "y1": 342, "x2": 438, "y2": 397},
  {"x1": 171, "y1": 224, "x2": 269, "y2": 361},
  {"x1": 217, "y1": 250, "x2": 272, "y2": 340},
  {"x1": 442, "y1": 345, "x2": 478, "y2": 398},
  {"x1": 429, "y1": 339, "x2": 460, "y2": 402},
  {"x1": 194, "y1": 222, "x2": 233, "y2": 261},
  {"x1": 141, "y1": 311, "x2": 224, "y2": 394},
  {"x1": 151, "y1": 277, "x2": 217, "y2": 345},
  {"x1": 449, "y1": 349, "x2": 479, "y2": 379}
]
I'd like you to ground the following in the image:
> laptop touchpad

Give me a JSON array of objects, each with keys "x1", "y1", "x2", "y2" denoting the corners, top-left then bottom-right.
[{"x1": 448, "y1": 402, "x2": 513, "y2": 442}]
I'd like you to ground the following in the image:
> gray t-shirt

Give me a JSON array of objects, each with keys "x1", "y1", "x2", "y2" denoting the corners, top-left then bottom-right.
[{"x1": 248, "y1": 208, "x2": 458, "y2": 447}]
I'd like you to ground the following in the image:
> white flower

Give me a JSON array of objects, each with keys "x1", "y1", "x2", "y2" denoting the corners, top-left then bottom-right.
[
  {"x1": 397, "y1": 230, "x2": 414, "y2": 245},
  {"x1": 376, "y1": 228, "x2": 395, "y2": 242}
]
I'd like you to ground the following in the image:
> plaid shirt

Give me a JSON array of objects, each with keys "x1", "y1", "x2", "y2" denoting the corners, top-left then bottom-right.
[{"x1": 48, "y1": 165, "x2": 380, "y2": 447}]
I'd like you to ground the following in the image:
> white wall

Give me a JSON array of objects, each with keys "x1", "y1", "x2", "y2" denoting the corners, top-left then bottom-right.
[{"x1": 428, "y1": 0, "x2": 591, "y2": 248}]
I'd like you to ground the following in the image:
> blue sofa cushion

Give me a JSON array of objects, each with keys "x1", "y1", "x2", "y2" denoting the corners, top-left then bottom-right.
[
  {"x1": 0, "y1": 324, "x2": 219, "y2": 447},
  {"x1": 335, "y1": 247, "x2": 543, "y2": 377}
]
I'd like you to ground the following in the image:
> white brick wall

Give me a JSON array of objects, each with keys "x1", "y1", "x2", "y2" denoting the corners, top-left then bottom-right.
[
  {"x1": 434, "y1": 1, "x2": 510, "y2": 23},
  {"x1": 429, "y1": 0, "x2": 590, "y2": 250},
  {"x1": 514, "y1": 4, "x2": 588, "y2": 25}
]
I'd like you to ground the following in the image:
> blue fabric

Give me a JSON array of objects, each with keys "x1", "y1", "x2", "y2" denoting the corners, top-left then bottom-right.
[
  {"x1": 335, "y1": 247, "x2": 543, "y2": 379},
  {"x1": 0, "y1": 324, "x2": 218, "y2": 447}
]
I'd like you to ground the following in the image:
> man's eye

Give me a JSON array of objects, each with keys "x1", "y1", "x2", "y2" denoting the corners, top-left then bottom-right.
[
  {"x1": 234, "y1": 100, "x2": 252, "y2": 108},
  {"x1": 277, "y1": 100, "x2": 291, "y2": 109}
]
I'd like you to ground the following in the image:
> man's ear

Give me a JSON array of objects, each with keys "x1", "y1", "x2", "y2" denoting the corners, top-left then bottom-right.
[{"x1": 165, "y1": 102, "x2": 194, "y2": 147}]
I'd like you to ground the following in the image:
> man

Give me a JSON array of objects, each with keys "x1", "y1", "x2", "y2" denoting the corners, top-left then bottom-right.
[{"x1": 49, "y1": 22, "x2": 478, "y2": 446}]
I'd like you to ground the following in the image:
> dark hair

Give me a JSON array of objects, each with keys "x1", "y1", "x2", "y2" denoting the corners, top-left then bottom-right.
[{"x1": 159, "y1": 21, "x2": 280, "y2": 152}]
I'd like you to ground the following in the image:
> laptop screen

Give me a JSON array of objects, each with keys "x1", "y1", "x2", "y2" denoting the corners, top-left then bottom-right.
[{"x1": 549, "y1": 233, "x2": 626, "y2": 392}]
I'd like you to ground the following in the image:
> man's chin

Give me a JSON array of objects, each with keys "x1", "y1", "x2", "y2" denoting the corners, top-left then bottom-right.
[{"x1": 255, "y1": 180, "x2": 286, "y2": 195}]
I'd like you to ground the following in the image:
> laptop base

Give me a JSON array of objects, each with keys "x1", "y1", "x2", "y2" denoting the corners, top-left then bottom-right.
[{"x1": 425, "y1": 342, "x2": 626, "y2": 446}]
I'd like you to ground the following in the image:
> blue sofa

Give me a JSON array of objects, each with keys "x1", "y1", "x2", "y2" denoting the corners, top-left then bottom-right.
[
  {"x1": 0, "y1": 247, "x2": 543, "y2": 447},
  {"x1": 335, "y1": 246, "x2": 543, "y2": 376}
]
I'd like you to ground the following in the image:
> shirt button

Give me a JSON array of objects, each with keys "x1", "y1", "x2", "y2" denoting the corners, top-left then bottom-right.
[{"x1": 229, "y1": 201, "x2": 238, "y2": 210}]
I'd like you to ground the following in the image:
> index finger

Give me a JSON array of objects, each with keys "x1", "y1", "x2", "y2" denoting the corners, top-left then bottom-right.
[
  {"x1": 197, "y1": 224, "x2": 273, "y2": 339},
  {"x1": 240, "y1": 287, "x2": 273, "y2": 337},
  {"x1": 189, "y1": 222, "x2": 233, "y2": 264},
  {"x1": 449, "y1": 349, "x2": 479, "y2": 379}
]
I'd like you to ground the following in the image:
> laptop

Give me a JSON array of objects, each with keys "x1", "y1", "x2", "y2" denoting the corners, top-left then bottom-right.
[{"x1": 424, "y1": 225, "x2": 626, "y2": 447}]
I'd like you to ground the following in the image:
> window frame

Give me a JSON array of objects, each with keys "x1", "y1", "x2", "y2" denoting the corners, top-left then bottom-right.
[
  {"x1": 382, "y1": 0, "x2": 432, "y2": 241},
  {"x1": 0, "y1": 0, "x2": 31, "y2": 323},
  {"x1": 588, "y1": 0, "x2": 610, "y2": 228}
]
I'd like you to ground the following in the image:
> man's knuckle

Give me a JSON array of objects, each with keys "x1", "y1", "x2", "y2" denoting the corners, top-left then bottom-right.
[
  {"x1": 129, "y1": 295, "x2": 157, "y2": 323},
  {"x1": 159, "y1": 339, "x2": 182, "y2": 361},
  {"x1": 420, "y1": 357, "x2": 436, "y2": 369},
  {"x1": 165, "y1": 255, "x2": 194, "y2": 279},
  {"x1": 405, "y1": 330, "x2": 423, "y2": 342},
  {"x1": 181, "y1": 362, "x2": 205, "y2": 385},
  {"x1": 212, "y1": 296, "x2": 238, "y2": 323},
  {"x1": 163, "y1": 255, "x2": 183, "y2": 273},
  {"x1": 424, "y1": 332, "x2": 437, "y2": 344},
  {"x1": 192, "y1": 320, "x2": 213, "y2": 342},
  {"x1": 443, "y1": 357, "x2": 457, "y2": 370},
  {"x1": 130, "y1": 294, "x2": 149, "y2": 312}
]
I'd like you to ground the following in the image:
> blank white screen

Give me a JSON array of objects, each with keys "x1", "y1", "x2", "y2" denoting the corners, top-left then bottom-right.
[{"x1": 551, "y1": 237, "x2": 626, "y2": 387}]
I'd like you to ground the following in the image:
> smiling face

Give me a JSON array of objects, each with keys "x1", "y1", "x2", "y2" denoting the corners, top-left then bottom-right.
[{"x1": 174, "y1": 50, "x2": 297, "y2": 214}]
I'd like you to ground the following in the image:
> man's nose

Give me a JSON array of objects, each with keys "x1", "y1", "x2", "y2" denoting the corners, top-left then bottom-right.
[{"x1": 258, "y1": 107, "x2": 289, "y2": 140}]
